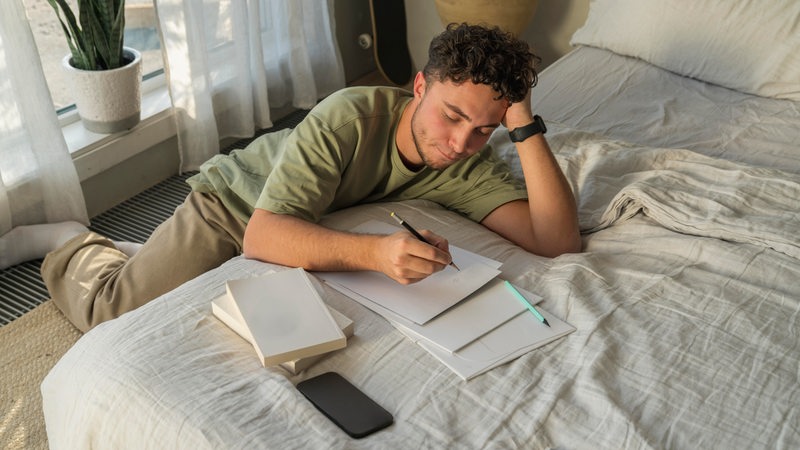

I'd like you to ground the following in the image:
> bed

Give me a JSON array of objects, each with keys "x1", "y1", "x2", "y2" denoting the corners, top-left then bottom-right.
[{"x1": 42, "y1": 1, "x2": 800, "y2": 448}]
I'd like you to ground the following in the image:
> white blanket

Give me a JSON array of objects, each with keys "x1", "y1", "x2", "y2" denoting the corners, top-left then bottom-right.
[
  {"x1": 562, "y1": 131, "x2": 800, "y2": 259},
  {"x1": 42, "y1": 133, "x2": 800, "y2": 449},
  {"x1": 493, "y1": 125, "x2": 800, "y2": 258}
]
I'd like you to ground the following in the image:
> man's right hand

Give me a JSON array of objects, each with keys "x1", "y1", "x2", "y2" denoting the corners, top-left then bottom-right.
[{"x1": 375, "y1": 229, "x2": 453, "y2": 285}]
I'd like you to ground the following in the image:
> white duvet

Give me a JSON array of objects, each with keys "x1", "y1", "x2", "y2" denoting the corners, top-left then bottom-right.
[
  {"x1": 42, "y1": 128, "x2": 800, "y2": 449},
  {"x1": 557, "y1": 131, "x2": 800, "y2": 258}
]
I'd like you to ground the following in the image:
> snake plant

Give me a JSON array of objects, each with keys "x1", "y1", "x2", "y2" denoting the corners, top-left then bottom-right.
[{"x1": 47, "y1": 0, "x2": 127, "y2": 70}]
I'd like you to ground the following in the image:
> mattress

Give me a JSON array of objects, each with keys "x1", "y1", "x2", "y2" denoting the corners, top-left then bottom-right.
[{"x1": 42, "y1": 45, "x2": 800, "y2": 450}]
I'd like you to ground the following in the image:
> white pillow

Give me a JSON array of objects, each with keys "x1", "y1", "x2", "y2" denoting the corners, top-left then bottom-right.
[{"x1": 570, "y1": 0, "x2": 800, "y2": 101}]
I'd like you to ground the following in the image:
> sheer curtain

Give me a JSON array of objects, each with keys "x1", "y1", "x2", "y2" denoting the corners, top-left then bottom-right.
[
  {"x1": 0, "y1": 0, "x2": 88, "y2": 236},
  {"x1": 154, "y1": 0, "x2": 346, "y2": 172}
]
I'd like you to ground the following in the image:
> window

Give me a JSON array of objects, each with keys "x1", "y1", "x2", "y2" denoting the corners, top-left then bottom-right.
[{"x1": 23, "y1": 0, "x2": 164, "y2": 113}]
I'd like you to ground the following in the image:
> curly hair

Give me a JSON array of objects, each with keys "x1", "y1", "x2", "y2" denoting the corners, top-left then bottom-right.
[{"x1": 422, "y1": 23, "x2": 540, "y2": 103}]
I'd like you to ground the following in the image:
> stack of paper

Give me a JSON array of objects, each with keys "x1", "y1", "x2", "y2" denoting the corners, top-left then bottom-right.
[
  {"x1": 213, "y1": 268, "x2": 348, "y2": 371},
  {"x1": 319, "y1": 221, "x2": 575, "y2": 380}
]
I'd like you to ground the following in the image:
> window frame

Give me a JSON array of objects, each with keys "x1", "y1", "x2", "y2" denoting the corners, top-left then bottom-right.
[{"x1": 65, "y1": 71, "x2": 177, "y2": 182}]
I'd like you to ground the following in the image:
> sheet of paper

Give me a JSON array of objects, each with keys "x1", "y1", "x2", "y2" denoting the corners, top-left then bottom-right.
[
  {"x1": 328, "y1": 278, "x2": 540, "y2": 353},
  {"x1": 402, "y1": 306, "x2": 576, "y2": 380},
  {"x1": 318, "y1": 220, "x2": 502, "y2": 325},
  {"x1": 350, "y1": 220, "x2": 503, "y2": 271},
  {"x1": 322, "y1": 263, "x2": 500, "y2": 325},
  {"x1": 330, "y1": 274, "x2": 574, "y2": 380}
]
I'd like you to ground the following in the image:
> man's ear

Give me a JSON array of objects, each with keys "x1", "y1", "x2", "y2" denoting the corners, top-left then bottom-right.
[{"x1": 412, "y1": 72, "x2": 426, "y2": 98}]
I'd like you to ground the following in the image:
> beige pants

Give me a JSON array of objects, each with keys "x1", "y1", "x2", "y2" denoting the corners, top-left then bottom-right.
[{"x1": 42, "y1": 192, "x2": 247, "y2": 332}]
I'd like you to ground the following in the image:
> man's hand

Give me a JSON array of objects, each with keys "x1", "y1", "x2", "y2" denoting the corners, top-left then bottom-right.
[
  {"x1": 376, "y1": 229, "x2": 452, "y2": 284},
  {"x1": 503, "y1": 88, "x2": 534, "y2": 131}
]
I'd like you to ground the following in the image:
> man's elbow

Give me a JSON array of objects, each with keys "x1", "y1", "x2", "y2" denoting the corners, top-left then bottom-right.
[
  {"x1": 560, "y1": 233, "x2": 583, "y2": 255},
  {"x1": 242, "y1": 209, "x2": 277, "y2": 262},
  {"x1": 242, "y1": 228, "x2": 265, "y2": 261},
  {"x1": 241, "y1": 237, "x2": 259, "y2": 261},
  {"x1": 528, "y1": 233, "x2": 582, "y2": 258}
]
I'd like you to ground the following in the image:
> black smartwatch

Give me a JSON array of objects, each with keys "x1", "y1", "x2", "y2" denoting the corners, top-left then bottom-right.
[{"x1": 509, "y1": 115, "x2": 547, "y2": 142}]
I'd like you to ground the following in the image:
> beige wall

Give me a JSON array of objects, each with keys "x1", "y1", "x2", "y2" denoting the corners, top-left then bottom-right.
[{"x1": 404, "y1": 0, "x2": 590, "y2": 73}]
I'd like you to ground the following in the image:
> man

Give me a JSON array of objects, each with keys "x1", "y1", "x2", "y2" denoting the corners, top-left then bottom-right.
[{"x1": 10, "y1": 23, "x2": 580, "y2": 332}]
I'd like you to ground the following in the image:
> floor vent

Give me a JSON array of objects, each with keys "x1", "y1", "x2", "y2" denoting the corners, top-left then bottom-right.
[
  {"x1": 0, "y1": 261, "x2": 48, "y2": 326},
  {"x1": 89, "y1": 172, "x2": 195, "y2": 243}
]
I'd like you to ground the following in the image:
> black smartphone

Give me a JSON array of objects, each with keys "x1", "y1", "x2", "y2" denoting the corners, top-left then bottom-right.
[{"x1": 296, "y1": 372, "x2": 394, "y2": 438}]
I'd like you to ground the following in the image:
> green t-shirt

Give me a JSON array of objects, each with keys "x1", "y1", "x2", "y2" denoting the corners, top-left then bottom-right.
[{"x1": 188, "y1": 86, "x2": 526, "y2": 223}]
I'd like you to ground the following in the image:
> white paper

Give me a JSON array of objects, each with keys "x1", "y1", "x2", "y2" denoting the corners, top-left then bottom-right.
[
  {"x1": 322, "y1": 263, "x2": 500, "y2": 325},
  {"x1": 328, "y1": 274, "x2": 574, "y2": 380},
  {"x1": 318, "y1": 221, "x2": 503, "y2": 324},
  {"x1": 406, "y1": 306, "x2": 576, "y2": 380},
  {"x1": 328, "y1": 278, "x2": 539, "y2": 353}
]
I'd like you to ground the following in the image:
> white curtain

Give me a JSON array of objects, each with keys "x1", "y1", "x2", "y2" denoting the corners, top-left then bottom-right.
[
  {"x1": 154, "y1": 0, "x2": 346, "y2": 172},
  {"x1": 0, "y1": 0, "x2": 88, "y2": 236}
]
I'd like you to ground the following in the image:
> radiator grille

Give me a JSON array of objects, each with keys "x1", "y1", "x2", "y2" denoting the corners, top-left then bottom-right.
[
  {"x1": 89, "y1": 172, "x2": 194, "y2": 243},
  {"x1": 0, "y1": 261, "x2": 49, "y2": 326},
  {"x1": 0, "y1": 109, "x2": 310, "y2": 326}
]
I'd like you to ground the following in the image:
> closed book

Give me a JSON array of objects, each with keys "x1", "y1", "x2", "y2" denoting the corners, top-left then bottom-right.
[
  {"x1": 221, "y1": 268, "x2": 347, "y2": 367},
  {"x1": 280, "y1": 307, "x2": 354, "y2": 374},
  {"x1": 212, "y1": 291, "x2": 353, "y2": 373}
]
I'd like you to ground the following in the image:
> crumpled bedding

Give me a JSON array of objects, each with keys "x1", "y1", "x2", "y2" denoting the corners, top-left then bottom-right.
[
  {"x1": 42, "y1": 129, "x2": 800, "y2": 449},
  {"x1": 495, "y1": 126, "x2": 800, "y2": 259}
]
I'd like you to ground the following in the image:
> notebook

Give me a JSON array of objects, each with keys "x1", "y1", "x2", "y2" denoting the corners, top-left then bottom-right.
[
  {"x1": 218, "y1": 268, "x2": 347, "y2": 367},
  {"x1": 212, "y1": 290, "x2": 354, "y2": 374}
]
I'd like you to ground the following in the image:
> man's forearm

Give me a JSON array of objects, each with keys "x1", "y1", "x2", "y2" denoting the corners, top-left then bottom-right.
[
  {"x1": 243, "y1": 209, "x2": 381, "y2": 272},
  {"x1": 515, "y1": 133, "x2": 581, "y2": 254},
  {"x1": 242, "y1": 209, "x2": 453, "y2": 283}
]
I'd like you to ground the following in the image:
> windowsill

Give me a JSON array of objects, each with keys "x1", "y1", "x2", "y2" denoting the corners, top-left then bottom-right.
[{"x1": 65, "y1": 73, "x2": 177, "y2": 182}]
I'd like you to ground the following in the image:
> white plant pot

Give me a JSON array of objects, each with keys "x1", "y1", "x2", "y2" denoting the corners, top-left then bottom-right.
[{"x1": 62, "y1": 47, "x2": 142, "y2": 134}]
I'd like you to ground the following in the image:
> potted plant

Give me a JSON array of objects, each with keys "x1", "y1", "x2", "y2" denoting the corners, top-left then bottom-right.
[{"x1": 48, "y1": 0, "x2": 141, "y2": 134}]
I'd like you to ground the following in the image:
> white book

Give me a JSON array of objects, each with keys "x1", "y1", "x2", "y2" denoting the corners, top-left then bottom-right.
[
  {"x1": 222, "y1": 268, "x2": 347, "y2": 367},
  {"x1": 212, "y1": 292, "x2": 354, "y2": 374}
]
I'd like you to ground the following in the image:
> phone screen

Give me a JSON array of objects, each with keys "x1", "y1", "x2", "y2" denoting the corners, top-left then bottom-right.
[{"x1": 296, "y1": 372, "x2": 394, "y2": 438}]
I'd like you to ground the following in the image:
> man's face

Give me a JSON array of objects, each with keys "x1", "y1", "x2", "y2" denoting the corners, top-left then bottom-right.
[{"x1": 409, "y1": 75, "x2": 508, "y2": 170}]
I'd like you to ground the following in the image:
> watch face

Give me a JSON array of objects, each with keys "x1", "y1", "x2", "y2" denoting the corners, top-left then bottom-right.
[{"x1": 536, "y1": 115, "x2": 547, "y2": 134}]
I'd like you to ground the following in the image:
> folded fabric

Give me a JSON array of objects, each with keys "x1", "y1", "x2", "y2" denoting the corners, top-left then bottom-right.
[{"x1": 549, "y1": 131, "x2": 800, "y2": 260}]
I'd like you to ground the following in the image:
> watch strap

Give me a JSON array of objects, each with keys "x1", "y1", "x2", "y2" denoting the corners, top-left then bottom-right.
[{"x1": 509, "y1": 115, "x2": 547, "y2": 142}]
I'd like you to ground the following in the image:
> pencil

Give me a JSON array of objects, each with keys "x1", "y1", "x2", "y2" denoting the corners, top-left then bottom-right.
[
  {"x1": 390, "y1": 212, "x2": 460, "y2": 271},
  {"x1": 504, "y1": 280, "x2": 550, "y2": 327}
]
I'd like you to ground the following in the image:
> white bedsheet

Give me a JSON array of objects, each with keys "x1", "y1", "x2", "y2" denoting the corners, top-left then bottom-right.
[
  {"x1": 533, "y1": 46, "x2": 800, "y2": 173},
  {"x1": 42, "y1": 125, "x2": 800, "y2": 448}
]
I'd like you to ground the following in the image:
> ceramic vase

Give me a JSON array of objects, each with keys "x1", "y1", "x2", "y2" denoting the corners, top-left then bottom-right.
[{"x1": 62, "y1": 46, "x2": 142, "y2": 134}]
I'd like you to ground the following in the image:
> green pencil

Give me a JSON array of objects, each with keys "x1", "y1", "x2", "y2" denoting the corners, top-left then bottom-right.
[{"x1": 504, "y1": 280, "x2": 550, "y2": 327}]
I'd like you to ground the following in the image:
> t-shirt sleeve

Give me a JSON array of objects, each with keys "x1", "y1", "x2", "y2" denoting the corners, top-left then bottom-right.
[{"x1": 254, "y1": 114, "x2": 351, "y2": 223}]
